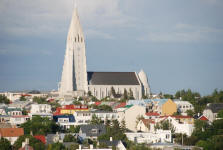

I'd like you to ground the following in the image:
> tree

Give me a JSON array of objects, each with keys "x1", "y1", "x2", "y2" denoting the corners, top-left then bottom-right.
[
  {"x1": 68, "y1": 125, "x2": 80, "y2": 133},
  {"x1": 13, "y1": 135, "x2": 45, "y2": 150},
  {"x1": 20, "y1": 95, "x2": 27, "y2": 101},
  {"x1": 90, "y1": 114, "x2": 103, "y2": 125},
  {"x1": 33, "y1": 96, "x2": 47, "y2": 104},
  {"x1": 63, "y1": 134, "x2": 76, "y2": 142},
  {"x1": 111, "y1": 87, "x2": 116, "y2": 97},
  {"x1": 88, "y1": 91, "x2": 92, "y2": 96},
  {"x1": 120, "y1": 119, "x2": 127, "y2": 132},
  {"x1": 0, "y1": 138, "x2": 12, "y2": 150},
  {"x1": 21, "y1": 116, "x2": 59, "y2": 135},
  {"x1": 123, "y1": 88, "x2": 128, "y2": 100},
  {"x1": 217, "y1": 109, "x2": 223, "y2": 118},
  {"x1": 186, "y1": 109, "x2": 195, "y2": 117},
  {"x1": 0, "y1": 95, "x2": 10, "y2": 104},
  {"x1": 69, "y1": 143, "x2": 79, "y2": 150},
  {"x1": 129, "y1": 89, "x2": 134, "y2": 99},
  {"x1": 47, "y1": 142, "x2": 66, "y2": 150}
]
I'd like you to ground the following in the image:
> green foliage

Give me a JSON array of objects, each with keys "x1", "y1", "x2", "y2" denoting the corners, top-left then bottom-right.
[
  {"x1": 90, "y1": 114, "x2": 103, "y2": 125},
  {"x1": 20, "y1": 95, "x2": 27, "y2": 101},
  {"x1": 98, "y1": 119, "x2": 127, "y2": 142},
  {"x1": 47, "y1": 142, "x2": 66, "y2": 150},
  {"x1": 33, "y1": 96, "x2": 47, "y2": 104},
  {"x1": 0, "y1": 138, "x2": 12, "y2": 150},
  {"x1": 50, "y1": 101, "x2": 61, "y2": 112},
  {"x1": 68, "y1": 125, "x2": 80, "y2": 133},
  {"x1": 22, "y1": 109, "x2": 28, "y2": 115},
  {"x1": 163, "y1": 94, "x2": 174, "y2": 99},
  {"x1": 20, "y1": 116, "x2": 59, "y2": 135},
  {"x1": 63, "y1": 134, "x2": 77, "y2": 142},
  {"x1": 186, "y1": 109, "x2": 195, "y2": 117},
  {"x1": 155, "y1": 120, "x2": 175, "y2": 132},
  {"x1": 73, "y1": 100, "x2": 82, "y2": 105},
  {"x1": 217, "y1": 109, "x2": 223, "y2": 118},
  {"x1": 111, "y1": 87, "x2": 116, "y2": 97},
  {"x1": 129, "y1": 88, "x2": 135, "y2": 100},
  {"x1": 69, "y1": 143, "x2": 79, "y2": 150},
  {"x1": 123, "y1": 88, "x2": 128, "y2": 100},
  {"x1": 128, "y1": 143, "x2": 151, "y2": 150},
  {"x1": 0, "y1": 95, "x2": 10, "y2": 104},
  {"x1": 13, "y1": 135, "x2": 45, "y2": 150},
  {"x1": 92, "y1": 104, "x2": 113, "y2": 112}
]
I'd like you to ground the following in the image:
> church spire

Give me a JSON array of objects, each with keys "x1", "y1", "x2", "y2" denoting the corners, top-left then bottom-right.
[{"x1": 59, "y1": 2, "x2": 88, "y2": 96}]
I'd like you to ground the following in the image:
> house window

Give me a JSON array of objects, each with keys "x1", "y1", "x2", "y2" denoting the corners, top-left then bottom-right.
[{"x1": 166, "y1": 134, "x2": 170, "y2": 139}]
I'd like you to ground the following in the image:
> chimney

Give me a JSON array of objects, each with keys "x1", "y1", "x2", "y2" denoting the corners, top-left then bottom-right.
[
  {"x1": 79, "y1": 145, "x2": 82, "y2": 150},
  {"x1": 110, "y1": 137, "x2": 113, "y2": 142},
  {"x1": 90, "y1": 145, "x2": 93, "y2": 149}
]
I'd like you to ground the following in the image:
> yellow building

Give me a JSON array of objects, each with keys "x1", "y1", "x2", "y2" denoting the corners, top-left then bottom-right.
[{"x1": 161, "y1": 99, "x2": 177, "y2": 115}]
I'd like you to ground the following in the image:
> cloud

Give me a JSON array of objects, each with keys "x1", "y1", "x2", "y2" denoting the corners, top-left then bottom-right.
[
  {"x1": 0, "y1": 0, "x2": 135, "y2": 38},
  {"x1": 138, "y1": 23, "x2": 223, "y2": 43},
  {"x1": 85, "y1": 29, "x2": 114, "y2": 39}
]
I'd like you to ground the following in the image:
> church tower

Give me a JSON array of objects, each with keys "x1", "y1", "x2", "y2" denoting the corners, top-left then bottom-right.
[{"x1": 59, "y1": 6, "x2": 88, "y2": 97}]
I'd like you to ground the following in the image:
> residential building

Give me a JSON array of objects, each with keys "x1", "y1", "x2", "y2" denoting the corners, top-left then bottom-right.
[
  {"x1": 73, "y1": 111, "x2": 92, "y2": 125},
  {"x1": 92, "y1": 110, "x2": 118, "y2": 122},
  {"x1": 117, "y1": 105, "x2": 146, "y2": 132},
  {"x1": 99, "y1": 138, "x2": 126, "y2": 150},
  {"x1": 54, "y1": 105, "x2": 88, "y2": 115},
  {"x1": 174, "y1": 100, "x2": 194, "y2": 115},
  {"x1": 125, "y1": 130, "x2": 172, "y2": 144},
  {"x1": 53, "y1": 114, "x2": 75, "y2": 129},
  {"x1": 0, "y1": 128, "x2": 24, "y2": 144},
  {"x1": 79, "y1": 124, "x2": 106, "y2": 140},
  {"x1": 10, "y1": 115, "x2": 30, "y2": 126},
  {"x1": 29, "y1": 104, "x2": 52, "y2": 118},
  {"x1": 136, "y1": 119, "x2": 155, "y2": 132},
  {"x1": 158, "y1": 116, "x2": 194, "y2": 136},
  {"x1": 203, "y1": 103, "x2": 223, "y2": 122}
]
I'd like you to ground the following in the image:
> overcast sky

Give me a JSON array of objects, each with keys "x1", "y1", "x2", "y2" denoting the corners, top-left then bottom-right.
[{"x1": 0, "y1": 0, "x2": 223, "y2": 95}]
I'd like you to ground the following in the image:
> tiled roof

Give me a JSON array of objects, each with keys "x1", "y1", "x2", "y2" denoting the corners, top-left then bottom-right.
[
  {"x1": 0, "y1": 128, "x2": 24, "y2": 137},
  {"x1": 95, "y1": 102, "x2": 102, "y2": 106},
  {"x1": 34, "y1": 135, "x2": 46, "y2": 144},
  {"x1": 199, "y1": 115, "x2": 209, "y2": 121},
  {"x1": 142, "y1": 119, "x2": 155, "y2": 126},
  {"x1": 145, "y1": 112, "x2": 160, "y2": 116},
  {"x1": 87, "y1": 72, "x2": 140, "y2": 85},
  {"x1": 206, "y1": 103, "x2": 223, "y2": 113},
  {"x1": 115, "y1": 102, "x2": 126, "y2": 109}
]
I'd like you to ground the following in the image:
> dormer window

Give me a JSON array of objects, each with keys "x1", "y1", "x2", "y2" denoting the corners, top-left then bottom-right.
[{"x1": 91, "y1": 129, "x2": 98, "y2": 134}]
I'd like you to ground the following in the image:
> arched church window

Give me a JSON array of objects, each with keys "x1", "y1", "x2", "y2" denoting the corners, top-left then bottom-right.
[
  {"x1": 81, "y1": 38, "x2": 83, "y2": 42},
  {"x1": 75, "y1": 37, "x2": 76, "y2": 42}
]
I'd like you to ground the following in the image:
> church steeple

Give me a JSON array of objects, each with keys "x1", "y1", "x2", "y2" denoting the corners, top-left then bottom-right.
[{"x1": 59, "y1": 5, "x2": 88, "y2": 96}]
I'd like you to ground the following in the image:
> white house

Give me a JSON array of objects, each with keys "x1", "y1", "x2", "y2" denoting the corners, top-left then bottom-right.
[
  {"x1": 136, "y1": 119, "x2": 155, "y2": 133},
  {"x1": 174, "y1": 100, "x2": 194, "y2": 115},
  {"x1": 73, "y1": 111, "x2": 92, "y2": 125},
  {"x1": 10, "y1": 115, "x2": 30, "y2": 126},
  {"x1": 117, "y1": 105, "x2": 146, "y2": 132},
  {"x1": 92, "y1": 111, "x2": 118, "y2": 122},
  {"x1": 203, "y1": 103, "x2": 223, "y2": 122},
  {"x1": 29, "y1": 104, "x2": 52, "y2": 118},
  {"x1": 158, "y1": 116, "x2": 194, "y2": 136},
  {"x1": 125, "y1": 130, "x2": 172, "y2": 144}
]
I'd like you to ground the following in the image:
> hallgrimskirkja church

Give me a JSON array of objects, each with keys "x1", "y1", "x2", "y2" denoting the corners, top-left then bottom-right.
[{"x1": 58, "y1": 6, "x2": 151, "y2": 100}]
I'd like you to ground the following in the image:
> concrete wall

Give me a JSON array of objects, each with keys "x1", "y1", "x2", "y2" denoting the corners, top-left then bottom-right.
[{"x1": 88, "y1": 85, "x2": 142, "y2": 100}]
